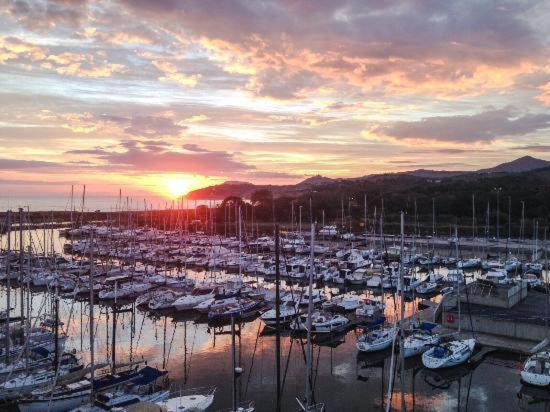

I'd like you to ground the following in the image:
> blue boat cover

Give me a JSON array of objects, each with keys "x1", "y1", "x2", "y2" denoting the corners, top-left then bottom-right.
[
  {"x1": 420, "y1": 322, "x2": 438, "y2": 331},
  {"x1": 433, "y1": 347, "x2": 445, "y2": 358},
  {"x1": 31, "y1": 347, "x2": 51, "y2": 357}
]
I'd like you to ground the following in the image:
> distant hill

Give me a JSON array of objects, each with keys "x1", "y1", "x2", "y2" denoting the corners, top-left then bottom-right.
[
  {"x1": 297, "y1": 175, "x2": 335, "y2": 187},
  {"x1": 404, "y1": 169, "x2": 467, "y2": 179},
  {"x1": 478, "y1": 156, "x2": 550, "y2": 173},
  {"x1": 186, "y1": 155, "x2": 550, "y2": 201}
]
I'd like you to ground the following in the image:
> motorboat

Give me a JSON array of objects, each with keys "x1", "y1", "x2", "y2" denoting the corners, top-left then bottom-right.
[
  {"x1": 346, "y1": 268, "x2": 368, "y2": 285},
  {"x1": 335, "y1": 293, "x2": 363, "y2": 311},
  {"x1": 355, "y1": 299, "x2": 385, "y2": 318},
  {"x1": 483, "y1": 269, "x2": 513, "y2": 285}
]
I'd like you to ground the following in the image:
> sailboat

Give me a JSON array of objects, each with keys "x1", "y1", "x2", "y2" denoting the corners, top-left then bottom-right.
[
  {"x1": 421, "y1": 338, "x2": 476, "y2": 369},
  {"x1": 357, "y1": 326, "x2": 397, "y2": 352},
  {"x1": 521, "y1": 351, "x2": 550, "y2": 386},
  {"x1": 401, "y1": 324, "x2": 440, "y2": 358},
  {"x1": 422, "y1": 226, "x2": 475, "y2": 369},
  {"x1": 156, "y1": 386, "x2": 217, "y2": 411}
]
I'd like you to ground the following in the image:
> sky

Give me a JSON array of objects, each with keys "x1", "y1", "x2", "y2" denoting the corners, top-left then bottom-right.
[{"x1": 1, "y1": 0, "x2": 550, "y2": 202}]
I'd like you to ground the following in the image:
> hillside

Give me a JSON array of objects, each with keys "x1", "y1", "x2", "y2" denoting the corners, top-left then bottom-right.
[
  {"x1": 478, "y1": 155, "x2": 550, "y2": 173},
  {"x1": 186, "y1": 156, "x2": 550, "y2": 200}
]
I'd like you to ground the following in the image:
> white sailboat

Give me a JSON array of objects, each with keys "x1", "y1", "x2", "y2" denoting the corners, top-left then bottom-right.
[
  {"x1": 521, "y1": 351, "x2": 550, "y2": 386},
  {"x1": 356, "y1": 327, "x2": 397, "y2": 352}
]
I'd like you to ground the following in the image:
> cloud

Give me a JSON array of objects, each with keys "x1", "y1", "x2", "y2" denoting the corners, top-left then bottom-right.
[
  {"x1": 512, "y1": 144, "x2": 550, "y2": 153},
  {"x1": 67, "y1": 141, "x2": 252, "y2": 175},
  {"x1": 151, "y1": 60, "x2": 201, "y2": 88},
  {"x1": 0, "y1": 158, "x2": 60, "y2": 170},
  {"x1": 116, "y1": 0, "x2": 548, "y2": 98},
  {"x1": 2, "y1": 0, "x2": 90, "y2": 31},
  {"x1": 0, "y1": 178, "x2": 74, "y2": 185},
  {"x1": 0, "y1": 36, "x2": 46, "y2": 63},
  {"x1": 371, "y1": 107, "x2": 550, "y2": 143}
]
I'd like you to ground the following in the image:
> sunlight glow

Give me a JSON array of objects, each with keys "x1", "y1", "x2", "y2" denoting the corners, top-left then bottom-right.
[{"x1": 165, "y1": 178, "x2": 193, "y2": 197}]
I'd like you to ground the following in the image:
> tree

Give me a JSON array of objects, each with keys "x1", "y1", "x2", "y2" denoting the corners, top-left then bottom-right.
[
  {"x1": 220, "y1": 196, "x2": 244, "y2": 209},
  {"x1": 251, "y1": 189, "x2": 273, "y2": 207}
]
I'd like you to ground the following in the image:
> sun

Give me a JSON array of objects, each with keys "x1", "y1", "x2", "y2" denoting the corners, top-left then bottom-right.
[{"x1": 165, "y1": 178, "x2": 191, "y2": 198}]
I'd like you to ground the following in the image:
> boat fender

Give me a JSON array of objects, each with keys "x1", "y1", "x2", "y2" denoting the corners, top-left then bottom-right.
[{"x1": 447, "y1": 313, "x2": 455, "y2": 323}]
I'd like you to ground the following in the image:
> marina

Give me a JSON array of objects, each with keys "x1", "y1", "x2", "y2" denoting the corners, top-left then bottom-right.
[{"x1": 0, "y1": 205, "x2": 549, "y2": 411}]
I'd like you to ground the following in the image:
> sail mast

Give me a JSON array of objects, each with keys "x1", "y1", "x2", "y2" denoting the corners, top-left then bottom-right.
[
  {"x1": 5, "y1": 210, "x2": 11, "y2": 364},
  {"x1": 275, "y1": 224, "x2": 282, "y2": 412},
  {"x1": 305, "y1": 223, "x2": 315, "y2": 409}
]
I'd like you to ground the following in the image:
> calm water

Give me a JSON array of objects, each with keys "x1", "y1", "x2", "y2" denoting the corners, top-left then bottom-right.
[
  {"x1": 0, "y1": 196, "x2": 219, "y2": 213},
  {"x1": 0, "y1": 230, "x2": 547, "y2": 411},
  {"x1": 0, "y1": 287, "x2": 542, "y2": 412}
]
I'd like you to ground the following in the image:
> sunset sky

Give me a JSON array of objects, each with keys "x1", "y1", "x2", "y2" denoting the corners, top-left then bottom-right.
[{"x1": 1, "y1": 0, "x2": 550, "y2": 201}]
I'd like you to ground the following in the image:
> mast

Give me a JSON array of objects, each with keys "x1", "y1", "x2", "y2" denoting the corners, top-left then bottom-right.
[
  {"x1": 275, "y1": 225, "x2": 281, "y2": 412},
  {"x1": 19, "y1": 207, "x2": 24, "y2": 325},
  {"x1": 520, "y1": 201, "x2": 525, "y2": 243},
  {"x1": 432, "y1": 198, "x2": 436, "y2": 255},
  {"x1": 398, "y1": 212, "x2": 405, "y2": 410},
  {"x1": 340, "y1": 199, "x2": 344, "y2": 232},
  {"x1": 456, "y1": 225, "x2": 461, "y2": 334},
  {"x1": 238, "y1": 207, "x2": 242, "y2": 278},
  {"x1": 472, "y1": 194, "x2": 475, "y2": 239},
  {"x1": 496, "y1": 187, "x2": 501, "y2": 241},
  {"x1": 70, "y1": 184, "x2": 74, "y2": 224},
  {"x1": 231, "y1": 314, "x2": 237, "y2": 411},
  {"x1": 5, "y1": 210, "x2": 11, "y2": 364},
  {"x1": 508, "y1": 196, "x2": 512, "y2": 239},
  {"x1": 305, "y1": 223, "x2": 315, "y2": 409},
  {"x1": 89, "y1": 231, "x2": 95, "y2": 403},
  {"x1": 53, "y1": 294, "x2": 59, "y2": 372},
  {"x1": 25, "y1": 244, "x2": 31, "y2": 371},
  {"x1": 364, "y1": 194, "x2": 367, "y2": 246}
]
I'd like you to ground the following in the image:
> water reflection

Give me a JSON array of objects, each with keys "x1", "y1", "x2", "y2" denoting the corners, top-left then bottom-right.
[{"x1": 0, "y1": 229, "x2": 547, "y2": 411}]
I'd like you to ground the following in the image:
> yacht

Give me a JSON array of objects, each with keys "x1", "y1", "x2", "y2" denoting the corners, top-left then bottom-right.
[
  {"x1": 521, "y1": 351, "x2": 550, "y2": 386},
  {"x1": 416, "y1": 281, "x2": 438, "y2": 294},
  {"x1": 402, "y1": 329, "x2": 440, "y2": 358},
  {"x1": 260, "y1": 302, "x2": 301, "y2": 326},
  {"x1": 421, "y1": 338, "x2": 475, "y2": 369},
  {"x1": 156, "y1": 387, "x2": 216, "y2": 412},
  {"x1": 174, "y1": 286, "x2": 216, "y2": 311},
  {"x1": 356, "y1": 326, "x2": 397, "y2": 352}
]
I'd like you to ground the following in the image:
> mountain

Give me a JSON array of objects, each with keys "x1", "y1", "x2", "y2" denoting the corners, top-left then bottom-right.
[
  {"x1": 185, "y1": 156, "x2": 550, "y2": 200},
  {"x1": 478, "y1": 156, "x2": 550, "y2": 173},
  {"x1": 297, "y1": 175, "x2": 335, "y2": 186}
]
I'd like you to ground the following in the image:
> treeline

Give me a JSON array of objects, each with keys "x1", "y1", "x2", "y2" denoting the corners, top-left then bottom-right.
[{"x1": 214, "y1": 171, "x2": 550, "y2": 238}]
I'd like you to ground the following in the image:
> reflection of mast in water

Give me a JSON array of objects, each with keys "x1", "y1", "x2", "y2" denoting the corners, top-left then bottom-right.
[
  {"x1": 183, "y1": 320, "x2": 188, "y2": 383},
  {"x1": 356, "y1": 350, "x2": 391, "y2": 410},
  {"x1": 162, "y1": 315, "x2": 167, "y2": 370},
  {"x1": 422, "y1": 361, "x2": 476, "y2": 409}
]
